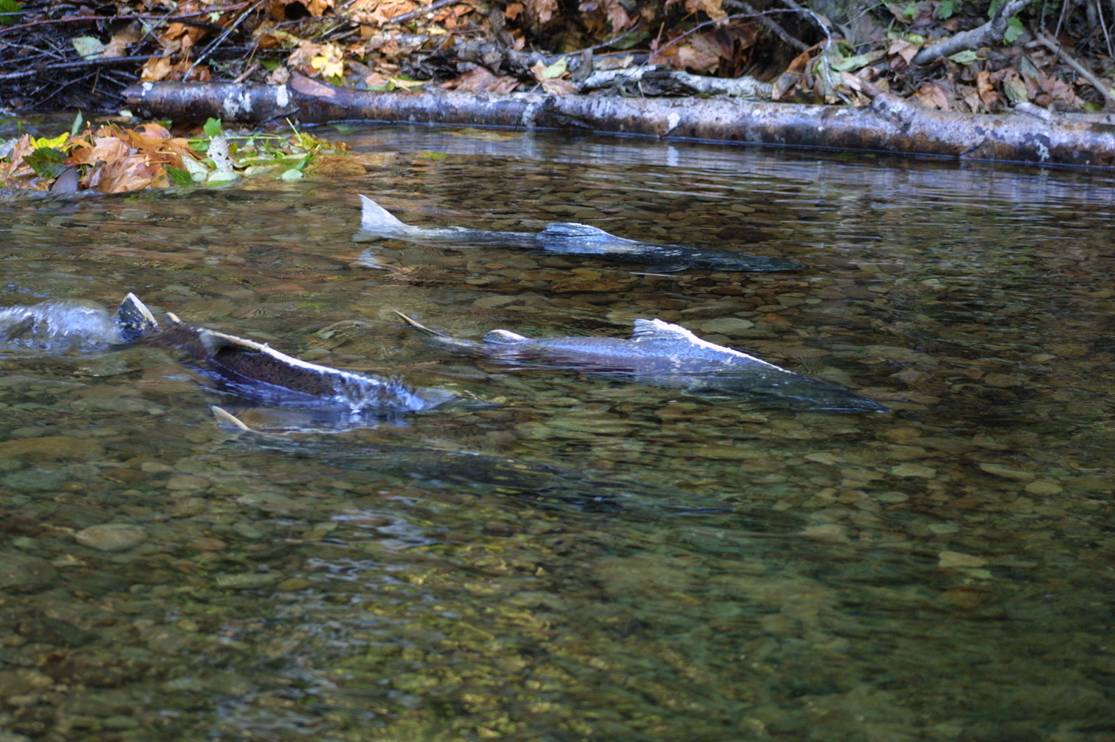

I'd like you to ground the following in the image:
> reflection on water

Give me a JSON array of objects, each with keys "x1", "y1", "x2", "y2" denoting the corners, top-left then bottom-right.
[{"x1": 2, "y1": 127, "x2": 1114, "y2": 739}]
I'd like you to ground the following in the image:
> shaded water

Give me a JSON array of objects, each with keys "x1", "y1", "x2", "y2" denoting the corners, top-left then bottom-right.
[{"x1": 2, "y1": 127, "x2": 1115, "y2": 739}]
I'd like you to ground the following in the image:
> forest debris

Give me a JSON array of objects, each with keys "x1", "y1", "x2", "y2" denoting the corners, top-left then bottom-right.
[
  {"x1": 913, "y1": 0, "x2": 1031, "y2": 65},
  {"x1": 1034, "y1": 31, "x2": 1115, "y2": 104},
  {"x1": 0, "y1": 114, "x2": 348, "y2": 194}
]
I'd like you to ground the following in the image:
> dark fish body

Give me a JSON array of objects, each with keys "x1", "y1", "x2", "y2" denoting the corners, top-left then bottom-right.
[
  {"x1": 116, "y1": 294, "x2": 452, "y2": 414},
  {"x1": 398, "y1": 313, "x2": 887, "y2": 413},
  {"x1": 358, "y1": 195, "x2": 803, "y2": 273}
]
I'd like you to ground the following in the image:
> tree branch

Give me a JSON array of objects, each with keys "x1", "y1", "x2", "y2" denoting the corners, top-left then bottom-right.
[{"x1": 913, "y1": 0, "x2": 1031, "y2": 65}]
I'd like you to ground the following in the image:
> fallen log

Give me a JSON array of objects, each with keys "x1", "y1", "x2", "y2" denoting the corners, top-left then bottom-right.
[{"x1": 124, "y1": 73, "x2": 1115, "y2": 167}]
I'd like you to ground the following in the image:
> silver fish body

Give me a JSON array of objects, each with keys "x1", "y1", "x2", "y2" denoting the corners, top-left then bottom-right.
[
  {"x1": 398, "y1": 313, "x2": 887, "y2": 413},
  {"x1": 358, "y1": 195, "x2": 803, "y2": 273}
]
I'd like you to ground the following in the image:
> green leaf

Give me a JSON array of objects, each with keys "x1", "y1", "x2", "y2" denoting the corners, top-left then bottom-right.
[
  {"x1": 539, "y1": 57, "x2": 568, "y2": 79},
  {"x1": 279, "y1": 168, "x2": 304, "y2": 181},
  {"x1": 182, "y1": 156, "x2": 209, "y2": 182},
  {"x1": 24, "y1": 148, "x2": 67, "y2": 178},
  {"x1": 830, "y1": 50, "x2": 885, "y2": 72},
  {"x1": 166, "y1": 166, "x2": 193, "y2": 187},
  {"x1": 69, "y1": 111, "x2": 84, "y2": 137},
  {"x1": 949, "y1": 50, "x2": 980, "y2": 64},
  {"x1": 202, "y1": 117, "x2": 223, "y2": 138},
  {"x1": 1004, "y1": 16, "x2": 1025, "y2": 44},
  {"x1": 72, "y1": 35, "x2": 105, "y2": 59},
  {"x1": 902, "y1": 2, "x2": 918, "y2": 17},
  {"x1": 934, "y1": 0, "x2": 955, "y2": 19},
  {"x1": 0, "y1": 0, "x2": 23, "y2": 27}
]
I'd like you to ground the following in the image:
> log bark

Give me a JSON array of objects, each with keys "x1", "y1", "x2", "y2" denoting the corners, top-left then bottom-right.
[{"x1": 124, "y1": 73, "x2": 1115, "y2": 167}]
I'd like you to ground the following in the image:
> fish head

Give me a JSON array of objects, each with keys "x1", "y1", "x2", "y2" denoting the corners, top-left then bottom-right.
[{"x1": 115, "y1": 293, "x2": 160, "y2": 342}]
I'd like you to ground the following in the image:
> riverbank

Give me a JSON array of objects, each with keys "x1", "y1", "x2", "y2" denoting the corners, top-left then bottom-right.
[{"x1": 3, "y1": 0, "x2": 1115, "y2": 166}]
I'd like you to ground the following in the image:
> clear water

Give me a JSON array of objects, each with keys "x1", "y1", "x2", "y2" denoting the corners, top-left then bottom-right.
[{"x1": 2, "y1": 126, "x2": 1114, "y2": 739}]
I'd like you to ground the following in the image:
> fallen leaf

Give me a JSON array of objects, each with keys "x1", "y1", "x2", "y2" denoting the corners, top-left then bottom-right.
[
  {"x1": 141, "y1": 56, "x2": 174, "y2": 82},
  {"x1": 685, "y1": 0, "x2": 726, "y2": 21},
  {"x1": 71, "y1": 35, "x2": 105, "y2": 59},
  {"x1": 525, "y1": 0, "x2": 558, "y2": 25}
]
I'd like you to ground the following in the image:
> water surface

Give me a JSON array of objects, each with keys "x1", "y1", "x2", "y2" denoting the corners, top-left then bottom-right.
[{"x1": 1, "y1": 127, "x2": 1114, "y2": 739}]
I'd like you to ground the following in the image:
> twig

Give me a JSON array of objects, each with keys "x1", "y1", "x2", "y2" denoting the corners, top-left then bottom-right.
[
  {"x1": 725, "y1": 0, "x2": 808, "y2": 51},
  {"x1": 1096, "y1": 0, "x2": 1114, "y2": 60},
  {"x1": 1034, "y1": 30, "x2": 1115, "y2": 103},
  {"x1": 578, "y1": 64, "x2": 772, "y2": 98},
  {"x1": 185, "y1": 0, "x2": 264, "y2": 80},
  {"x1": 0, "y1": 55, "x2": 156, "y2": 81},
  {"x1": 913, "y1": 0, "x2": 1032, "y2": 65},
  {"x1": 652, "y1": 9, "x2": 808, "y2": 59},
  {"x1": 779, "y1": 0, "x2": 833, "y2": 49},
  {"x1": 0, "y1": 4, "x2": 249, "y2": 36}
]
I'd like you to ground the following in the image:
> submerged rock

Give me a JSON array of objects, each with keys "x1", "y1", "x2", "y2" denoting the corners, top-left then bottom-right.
[{"x1": 74, "y1": 523, "x2": 147, "y2": 552}]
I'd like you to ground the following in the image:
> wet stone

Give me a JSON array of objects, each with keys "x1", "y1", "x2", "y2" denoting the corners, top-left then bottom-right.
[
  {"x1": 0, "y1": 436, "x2": 103, "y2": 461},
  {"x1": 0, "y1": 552, "x2": 57, "y2": 592},
  {"x1": 1024, "y1": 479, "x2": 1063, "y2": 495},
  {"x1": 890, "y1": 463, "x2": 936, "y2": 479},
  {"x1": 74, "y1": 523, "x2": 148, "y2": 552}
]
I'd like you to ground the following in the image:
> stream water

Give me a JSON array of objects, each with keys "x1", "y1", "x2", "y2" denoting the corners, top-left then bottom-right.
[{"x1": 2, "y1": 126, "x2": 1114, "y2": 740}]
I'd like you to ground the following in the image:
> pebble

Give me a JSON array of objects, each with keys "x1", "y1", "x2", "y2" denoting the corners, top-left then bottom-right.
[
  {"x1": 890, "y1": 463, "x2": 936, "y2": 478},
  {"x1": 938, "y1": 551, "x2": 987, "y2": 569},
  {"x1": 74, "y1": 523, "x2": 148, "y2": 552},
  {"x1": 0, "y1": 552, "x2": 57, "y2": 592},
  {"x1": 696, "y1": 317, "x2": 755, "y2": 335},
  {"x1": 166, "y1": 474, "x2": 210, "y2": 491},
  {"x1": 0, "y1": 436, "x2": 103, "y2": 461},
  {"x1": 1024, "y1": 479, "x2": 1063, "y2": 495}
]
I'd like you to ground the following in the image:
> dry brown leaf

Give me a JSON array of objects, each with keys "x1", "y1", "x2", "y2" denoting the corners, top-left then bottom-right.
[
  {"x1": 443, "y1": 67, "x2": 520, "y2": 93},
  {"x1": 349, "y1": 0, "x2": 418, "y2": 26},
  {"x1": 141, "y1": 56, "x2": 174, "y2": 82},
  {"x1": 103, "y1": 24, "x2": 141, "y2": 57},
  {"x1": 92, "y1": 154, "x2": 159, "y2": 194},
  {"x1": 525, "y1": 0, "x2": 558, "y2": 25},
  {"x1": 674, "y1": 33, "x2": 721, "y2": 73},
  {"x1": 685, "y1": 0, "x2": 726, "y2": 21},
  {"x1": 914, "y1": 82, "x2": 951, "y2": 111},
  {"x1": 505, "y1": 2, "x2": 524, "y2": 20},
  {"x1": 541, "y1": 77, "x2": 577, "y2": 94},
  {"x1": 976, "y1": 70, "x2": 998, "y2": 108},
  {"x1": 0, "y1": 135, "x2": 35, "y2": 181}
]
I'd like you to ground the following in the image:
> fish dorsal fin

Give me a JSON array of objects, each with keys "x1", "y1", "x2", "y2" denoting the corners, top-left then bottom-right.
[
  {"x1": 115, "y1": 293, "x2": 159, "y2": 341},
  {"x1": 631, "y1": 318, "x2": 699, "y2": 343},
  {"x1": 197, "y1": 328, "x2": 268, "y2": 357},
  {"x1": 483, "y1": 329, "x2": 527, "y2": 345},
  {"x1": 360, "y1": 194, "x2": 410, "y2": 232},
  {"x1": 539, "y1": 222, "x2": 615, "y2": 240}
]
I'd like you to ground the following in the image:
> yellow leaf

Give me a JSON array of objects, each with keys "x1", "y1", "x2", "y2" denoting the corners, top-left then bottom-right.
[
  {"x1": 32, "y1": 132, "x2": 69, "y2": 150},
  {"x1": 310, "y1": 42, "x2": 344, "y2": 78}
]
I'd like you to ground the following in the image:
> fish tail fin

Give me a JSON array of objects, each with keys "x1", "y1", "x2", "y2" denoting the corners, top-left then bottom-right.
[
  {"x1": 394, "y1": 310, "x2": 447, "y2": 338},
  {"x1": 360, "y1": 195, "x2": 411, "y2": 233},
  {"x1": 211, "y1": 405, "x2": 255, "y2": 433},
  {"x1": 115, "y1": 293, "x2": 159, "y2": 342}
]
